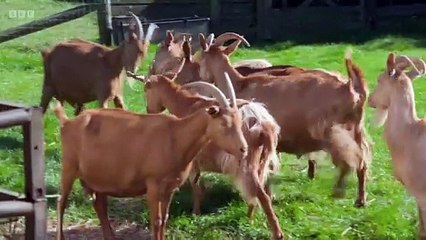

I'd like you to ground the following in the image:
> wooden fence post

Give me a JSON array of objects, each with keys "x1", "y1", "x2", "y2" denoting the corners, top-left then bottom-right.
[
  {"x1": 97, "y1": 0, "x2": 113, "y2": 45},
  {"x1": 256, "y1": 0, "x2": 271, "y2": 41},
  {"x1": 361, "y1": 0, "x2": 377, "y2": 29}
]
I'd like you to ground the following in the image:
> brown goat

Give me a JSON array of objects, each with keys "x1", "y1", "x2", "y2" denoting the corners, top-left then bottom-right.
[
  {"x1": 196, "y1": 32, "x2": 372, "y2": 207},
  {"x1": 40, "y1": 13, "x2": 158, "y2": 115},
  {"x1": 149, "y1": 32, "x2": 285, "y2": 85},
  {"x1": 368, "y1": 53, "x2": 426, "y2": 239},
  {"x1": 128, "y1": 70, "x2": 283, "y2": 239},
  {"x1": 53, "y1": 69, "x2": 248, "y2": 240}
]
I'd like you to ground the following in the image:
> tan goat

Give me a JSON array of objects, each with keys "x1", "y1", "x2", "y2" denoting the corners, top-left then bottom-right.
[
  {"x1": 368, "y1": 53, "x2": 426, "y2": 239},
  {"x1": 53, "y1": 72, "x2": 248, "y2": 240},
  {"x1": 196, "y1": 32, "x2": 372, "y2": 207},
  {"x1": 128, "y1": 69, "x2": 283, "y2": 239},
  {"x1": 40, "y1": 13, "x2": 158, "y2": 115}
]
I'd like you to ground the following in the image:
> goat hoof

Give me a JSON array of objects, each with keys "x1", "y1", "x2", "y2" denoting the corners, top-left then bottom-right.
[
  {"x1": 354, "y1": 199, "x2": 366, "y2": 208},
  {"x1": 332, "y1": 188, "x2": 345, "y2": 198},
  {"x1": 274, "y1": 232, "x2": 284, "y2": 240}
]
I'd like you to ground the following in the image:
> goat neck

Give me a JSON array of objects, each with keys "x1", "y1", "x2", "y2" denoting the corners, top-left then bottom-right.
[
  {"x1": 384, "y1": 78, "x2": 418, "y2": 149},
  {"x1": 208, "y1": 55, "x2": 245, "y2": 93},
  {"x1": 159, "y1": 80, "x2": 214, "y2": 117},
  {"x1": 174, "y1": 108, "x2": 212, "y2": 168},
  {"x1": 104, "y1": 45, "x2": 126, "y2": 77}
]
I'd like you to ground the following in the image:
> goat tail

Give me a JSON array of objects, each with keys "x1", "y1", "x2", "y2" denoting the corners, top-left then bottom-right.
[
  {"x1": 355, "y1": 117, "x2": 373, "y2": 173},
  {"x1": 52, "y1": 100, "x2": 68, "y2": 126},
  {"x1": 40, "y1": 49, "x2": 51, "y2": 85}
]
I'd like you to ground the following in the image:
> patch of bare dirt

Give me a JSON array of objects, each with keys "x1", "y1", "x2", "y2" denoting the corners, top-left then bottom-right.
[{"x1": 0, "y1": 217, "x2": 151, "y2": 240}]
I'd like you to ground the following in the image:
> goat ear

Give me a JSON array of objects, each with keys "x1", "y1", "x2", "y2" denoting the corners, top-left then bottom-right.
[
  {"x1": 164, "y1": 31, "x2": 174, "y2": 46},
  {"x1": 183, "y1": 40, "x2": 192, "y2": 61},
  {"x1": 386, "y1": 52, "x2": 396, "y2": 75},
  {"x1": 223, "y1": 40, "x2": 241, "y2": 56},
  {"x1": 206, "y1": 106, "x2": 220, "y2": 116},
  {"x1": 345, "y1": 51, "x2": 367, "y2": 98},
  {"x1": 199, "y1": 33, "x2": 208, "y2": 51}
]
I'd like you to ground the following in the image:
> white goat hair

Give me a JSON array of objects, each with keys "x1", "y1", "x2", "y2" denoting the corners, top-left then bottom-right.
[
  {"x1": 232, "y1": 59, "x2": 273, "y2": 69},
  {"x1": 199, "y1": 101, "x2": 280, "y2": 203}
]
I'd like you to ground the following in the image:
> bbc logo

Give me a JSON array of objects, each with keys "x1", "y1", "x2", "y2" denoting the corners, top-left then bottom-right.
[{"x1": 8, "y1": 10, "x2": 35, "y2": 19}]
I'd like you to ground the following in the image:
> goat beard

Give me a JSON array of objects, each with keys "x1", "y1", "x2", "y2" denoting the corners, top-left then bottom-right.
[{"x1": 372, "y1": 108, "x2": 388, "y2": 127}]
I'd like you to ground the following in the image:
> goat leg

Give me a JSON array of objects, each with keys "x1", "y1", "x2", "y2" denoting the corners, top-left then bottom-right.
[
  {"x1": 418, "y1": 202, "x2": 426, "y2": 240},
  {"x1": 113, "y1": 95, "x2": 126, "y2": 110},
  {"x1": 98, "y1": 96, "x2": 109, "y2": 109},
  {"x1": 254, "y1": 179, "x2": 283, "y2": 239},
  {"x1": 159, "y1": 191, "x2": 174, "y2": 240},
  {"x1": 92, "y1": 193, "x2": 117, "y2": 240},
  {"x1": 57, "y1": 169, "x2": 76, "y2": 240},
  {"x1": 40, "y1": 86, "x2": 54, "y2": 114},
  {"x1": 74, "y1": 104, "x2": 85, "y2": 116},
  {"x1": 307, "y1": 159, "x2": 317, "y2": 179},
  {"x1": 147, "y1": 184, "x2": 161, "y2": 240},
  {"x1": 354, "y1": 165, "x2": 367, "y2": 208},
  {"x1": 332, "y1": 163, "x2": 350, "y2": 199},
  {"x1": 247, "y1": 203, "x2": 256, "y2": 223},
  {"x1": 190, "y1": 172, "x2": 203, "y2": 215}
]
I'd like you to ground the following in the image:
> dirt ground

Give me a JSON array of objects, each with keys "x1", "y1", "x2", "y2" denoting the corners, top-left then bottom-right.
[{"x1": 0, "y1": 218, "x2": 151, "y2": 240}]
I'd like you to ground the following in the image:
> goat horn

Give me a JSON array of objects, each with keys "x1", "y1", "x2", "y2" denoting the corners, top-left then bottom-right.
[
  {"x1": 145, "y1": 23, "x2": 159, "y2": 43},
  {"x1": 395, "y1": 55, "x2": 426, "y2": 79},
  {"x1": 224, "y1": 72, "x2": 237, "y2": 108},
  {"x1": 206, "y1": 33, "x2": 215, "y2": 48},
  {"x1": 213, "y1": 32, "x2": 250, "y2": 48},
  {"x1": 129, "y1": 12, "x2": 144, "y2": 40},
  {"x1": 182, "y1": 81, "x2": 229, "y2": 108}
]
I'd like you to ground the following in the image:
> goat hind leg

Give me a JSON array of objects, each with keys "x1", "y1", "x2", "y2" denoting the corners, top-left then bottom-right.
[
  {"x1": 92, "y1": 193, "x2": 117, "y2": 240},
  {"x1": 190, "y1": 172, "x2": 203, "y2": 215},
  {"x1": 159, "y1": 191, "x2": 174, "y2": 240},
  {"x1": 307, "y1": 159, "x2": 317, "y2": 179},
  {"x1": 57, "y1": 169, "x2": 76, "y2": 240},
  {"x1": 417, "y1": 201, "x2": 426, "y2": 239},
  {"x1": 332, "y1": 163, "x2": 350, "y2": 199},
  {"x1": 147, "y1": 185, "x2": 161, "y2": 240}
]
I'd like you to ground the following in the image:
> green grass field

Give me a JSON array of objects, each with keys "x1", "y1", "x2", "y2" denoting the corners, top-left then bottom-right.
[{"x1": 1, "y1": 0, "x2": 426, "y2": 239}]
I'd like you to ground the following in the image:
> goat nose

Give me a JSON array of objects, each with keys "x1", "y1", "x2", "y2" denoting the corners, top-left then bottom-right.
[{"x1": 240, "y1": 147, "x2": 247, "y2": 153}]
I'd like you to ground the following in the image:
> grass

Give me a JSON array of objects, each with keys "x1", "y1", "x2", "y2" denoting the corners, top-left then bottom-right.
[{"x1": 1, "y1": 0, "x2": 426, "y2": 239}]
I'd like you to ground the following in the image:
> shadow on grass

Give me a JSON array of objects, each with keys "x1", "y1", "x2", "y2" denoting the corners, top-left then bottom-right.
[
  {"x1": 0, "y1": 136, "x2": 22, "y2": 150},
  {"x1": 252, "y1": 16, "x2": 426, "y2": 49},
  {"x1": 102, "y1": 179, "x2": 241, "y2": 224}
]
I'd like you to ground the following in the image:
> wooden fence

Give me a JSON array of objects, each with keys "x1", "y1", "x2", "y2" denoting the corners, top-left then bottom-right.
[
  {"x1": 0, "y1": 102, "x2": 46, "y2": 240},
  {"x1": 2, "y1": 0, "x2": 425, "y2": 45}
]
